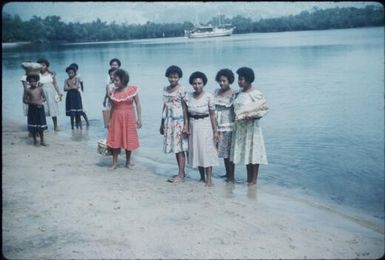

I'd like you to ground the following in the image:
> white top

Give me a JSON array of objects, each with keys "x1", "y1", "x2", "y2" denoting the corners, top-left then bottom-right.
[{"x1": 185, "y1": 91, "x2": 215, "y2": 116}]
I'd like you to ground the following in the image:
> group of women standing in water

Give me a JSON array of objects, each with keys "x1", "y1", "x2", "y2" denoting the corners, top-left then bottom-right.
[
  {"x1": 105, "y1": 63, "x2": 268, "y2": 187},
  {"x1": 157, "y1": 65, "x2": 268, "y2": 186}
]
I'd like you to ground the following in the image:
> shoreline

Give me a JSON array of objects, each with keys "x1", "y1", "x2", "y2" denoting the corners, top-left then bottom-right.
[
  {"x1": 2, "y1": 41, "x2": 32, "y2": 48},
  {"x1": 2, "y1": 118, "x2": 384, "y2": 259}
]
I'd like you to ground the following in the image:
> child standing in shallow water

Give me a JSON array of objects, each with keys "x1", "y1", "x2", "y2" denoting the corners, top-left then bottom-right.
[
  {"x1": 23, "y1": 74, "x2": 48, "y2": 146},
  {"x1": 64, "y1": 66, "x2": 83, "y2": 129},
  {"x1": 69, "y1": 63, "x2": 90, "y2": 127},
  {"x1": 159, "y1": 65, "x2": 189, "y2": 183}
]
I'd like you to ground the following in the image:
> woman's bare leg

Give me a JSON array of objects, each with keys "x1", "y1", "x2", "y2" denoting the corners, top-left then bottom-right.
[
  {"x1": 249, "y1": 164, "x2": 260, "y2": 185},
  {"x1": 246, "y1": 164, "x2": 252, "y2": 183},
  {"x1": 198, "y1": 167, "x2": 205, "y2": 182},
  {"x1": 53, "y1": 116, "x2": 59, "y2": 131},
  {"x1": 205, "y1": 167, "x2": 212, "y2": 187},
  {"x1": 110, "y1": 149, "x2": 118, "y2": 170},
  {"x1": 125, "y1": 150, "x2": 132, "y2": 168}
]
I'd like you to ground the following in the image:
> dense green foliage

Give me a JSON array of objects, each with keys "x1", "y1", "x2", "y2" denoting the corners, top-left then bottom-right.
[{"x1": 2, "y1": 5, "x2": 383, "y2": 43}]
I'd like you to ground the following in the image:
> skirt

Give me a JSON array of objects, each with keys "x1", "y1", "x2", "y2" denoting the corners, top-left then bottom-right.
[
  {"x1": 188, "y1": 117, "x2": 219, "y2": 168},
  {"x1": 65, "y1": 90, "x2": 83, "y2": 116},
  {"x1": 27, "y1": 104, "x2": 48, "y2": 133}
]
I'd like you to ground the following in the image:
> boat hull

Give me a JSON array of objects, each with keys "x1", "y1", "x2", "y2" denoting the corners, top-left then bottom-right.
[{"x1": 185, "y1": 28, "x2": 234, "y2": 39}]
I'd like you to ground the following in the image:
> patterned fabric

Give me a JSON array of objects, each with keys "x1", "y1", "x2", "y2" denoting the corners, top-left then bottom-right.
[
  {"x1": 233, "y1": 89, "x2": 268, "y2": 120},
  {"x1": 214, "y1": 88, "x2": 237, "y2": 158},
  {"x1": 230, "y1": 89, "x2": 268, "y2": 165},
  {"x1": 27, "y1": 104, "x2": 47, "y2": 133},
  {"x1": 214, "y1": 88, "x2": 237, "y2": 132},
  {"x1": 161, "y1": 86, "x2": 188, "y2": 154},
  {"x1": 217, "y1": 131, "x2": 233, "y2": 158},
  {"x1": 107, "y1": 86, "x2": 140, "y2": 151},
  {"x1": 185, "y1": 91, "x2": 218, "y2": 168},
  {"x1": 39, "y1": 73, "x2": 59, "y2": 117}
]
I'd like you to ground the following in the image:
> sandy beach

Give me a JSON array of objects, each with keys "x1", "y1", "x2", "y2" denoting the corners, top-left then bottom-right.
[{"x1": 2, "y1": 118, "x2": 384, "y2": 259}]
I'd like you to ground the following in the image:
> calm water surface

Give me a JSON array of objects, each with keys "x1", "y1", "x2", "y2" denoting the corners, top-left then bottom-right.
[{"x1": 2, "y1": 27, "x2": 384, "y2": 221}]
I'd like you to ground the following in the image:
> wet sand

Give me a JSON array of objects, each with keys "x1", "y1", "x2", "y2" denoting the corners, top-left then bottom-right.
[{"x1": 2, "y1": 118, "x2": 384, "y2": 259}]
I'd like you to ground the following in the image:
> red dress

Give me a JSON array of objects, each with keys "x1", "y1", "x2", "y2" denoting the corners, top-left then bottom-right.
[{"x1": 107, "y1": 86, "x2": 139, "y2": 151}]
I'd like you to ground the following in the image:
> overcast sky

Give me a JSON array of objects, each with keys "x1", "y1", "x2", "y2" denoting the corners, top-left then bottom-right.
[{"x1": 3, "y1": 2, "x2": 379, "y2": 24}]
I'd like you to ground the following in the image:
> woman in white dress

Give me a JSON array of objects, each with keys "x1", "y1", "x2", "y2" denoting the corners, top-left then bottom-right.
[
  {"x1": 231, "y1": 67, "x2": 268, "y2": 185},
  {"x1": 37, "y1": 58, "x2": 63, "y2": 131},
  {"x1": 185, "y1": 71, "x2": 219, "y2": 186}
]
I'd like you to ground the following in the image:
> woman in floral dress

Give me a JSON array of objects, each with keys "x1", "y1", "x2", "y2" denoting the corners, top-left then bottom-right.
[
  {"x1": 160, "y1": 65, "x2": 189, "y2": 183},
  {"x1": 231, "y1": 67, "x2": 268, "y2": 185}
]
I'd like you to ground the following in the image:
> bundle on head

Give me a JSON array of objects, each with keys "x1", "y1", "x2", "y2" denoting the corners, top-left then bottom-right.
[{"x1": 21, "y1": 62, "x2": 42, "y2": 76}]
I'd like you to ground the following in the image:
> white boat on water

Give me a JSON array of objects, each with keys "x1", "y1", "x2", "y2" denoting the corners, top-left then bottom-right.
[{"x1": 184, "y1": 24, "x2": 235, "y2": 38}]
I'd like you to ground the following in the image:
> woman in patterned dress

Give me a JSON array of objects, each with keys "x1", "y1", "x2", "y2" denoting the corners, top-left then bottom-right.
[
  {"x1": 159, "y1": 65, "x2": 189, "y2": 183},
  {"x1": 231, "y1": 67, "x2": 268, "y2": 185},
  {"x1": 214, "y1": 69, "x2": 237, "y2": 182},
  {"x1": 185, "y1": 71, "x2": 219, "y2": 187},
  {"x1": 106, "y1": 69, "x2": 142, "y2": 170}
]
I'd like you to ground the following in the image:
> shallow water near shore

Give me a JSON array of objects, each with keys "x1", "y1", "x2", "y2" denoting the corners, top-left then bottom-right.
[{"x1": 2, "y1": 27, "x2": 384, "y2": 224}]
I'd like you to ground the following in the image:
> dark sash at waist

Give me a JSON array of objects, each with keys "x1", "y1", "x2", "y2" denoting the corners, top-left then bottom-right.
[{"x1": 188, "y1": 113, "x2": 209, "y2": 119}]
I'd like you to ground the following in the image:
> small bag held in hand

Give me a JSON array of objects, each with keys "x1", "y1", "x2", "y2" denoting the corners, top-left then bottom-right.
[{"x1": 97, "y1": 138, "x2": 112, "y2": 156}]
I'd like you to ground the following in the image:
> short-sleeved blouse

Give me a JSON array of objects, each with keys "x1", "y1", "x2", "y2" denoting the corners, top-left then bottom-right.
[
  {"x1": 184, "y1": 91, "x2": 215, "y2": 115},
  {"x1": 214, "y1": 88, "x2": 237, "y2": 132}
]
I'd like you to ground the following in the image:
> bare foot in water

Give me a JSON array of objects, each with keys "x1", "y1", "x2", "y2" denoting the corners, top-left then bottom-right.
[
  {"x1": 125, "y1": 162, "x2": 134, "y2": 168},
  {"x1": 167, "y1": 175, "x2": 184, "y2": 183},
  {"x1": 225, "y1": 178, "x2": 235, "y2": 183},
  {"x1": 205, "y1": 181, "x2": 213, "y2": 187},
  {"x1": 110, "y1": 164, "x2": 117, "y2": 170}
]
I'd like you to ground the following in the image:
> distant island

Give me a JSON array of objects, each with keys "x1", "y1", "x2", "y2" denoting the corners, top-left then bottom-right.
[{"x1": 2, "y1": 5, "x2": 383, "y2": 43}]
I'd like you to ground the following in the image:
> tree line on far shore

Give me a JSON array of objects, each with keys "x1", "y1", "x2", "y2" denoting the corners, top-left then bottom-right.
[{"x1": 2, "y1": 5, "x2": 384, "y2": 43}]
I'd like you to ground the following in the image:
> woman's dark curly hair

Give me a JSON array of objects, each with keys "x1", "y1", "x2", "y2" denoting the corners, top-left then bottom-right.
[
  {"x1": 189, "y1": 71, "x2": 207, "y2": 85},
  {"x1": 165, "y1": 65, "x2": 183, "y2": 78},
  {"x1": 236, "y1": 67, "x2": 255, "y2": 84},
  {"x1": 215, "y1": 68, "x2": 234, "y2": 84},
  {"x1": 65, "y1": 66, "x2": 77, "y2": 74},
  {"x1": 114, "y1": 69, "x2": 130, "y2": 85},
  {"x1": 36, "y1": 58, "x2": 50, "y2": 67},
  {"x1": 109, "y1": 58, "x2": 121, "y2": 67},
  {"x1": 69, "y1": 63, "x2": 79, "y2": 71}
]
